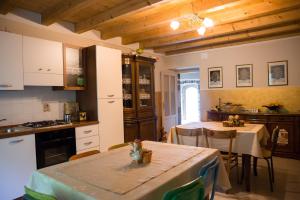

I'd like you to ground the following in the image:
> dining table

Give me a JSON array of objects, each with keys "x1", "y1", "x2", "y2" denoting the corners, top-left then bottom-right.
[
  {"x1": 27, "y1": 141, "x2": 231, "y2": 200},
  {"x1": 167, "y1": 121, "x2": 270, "y2": 192}
]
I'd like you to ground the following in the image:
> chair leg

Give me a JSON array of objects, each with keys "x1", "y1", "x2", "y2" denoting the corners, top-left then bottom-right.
[
  {"x1": 241, "y1": 155, "x2": 245, "y2": 183},
  {"x1": 270, "y1": 157, "x2": 275, "y2": 183},
  {"x1": 266, "y1": 158, "x2": 273, "y2": 192},
  {"x1": 236, "y1": 156, "x2": 240, "y2": 184},
  {"x1": 253, "y1": 157, "x2": 258, "y2": 176}
]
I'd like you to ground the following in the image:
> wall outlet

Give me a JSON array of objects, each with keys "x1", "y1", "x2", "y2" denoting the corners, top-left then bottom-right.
[{"x1": 43, "y1": 103, "x2": 50, "y2": 112}]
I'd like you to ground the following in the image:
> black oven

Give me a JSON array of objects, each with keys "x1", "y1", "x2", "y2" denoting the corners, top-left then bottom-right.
[{"x1": 35, "y1": 128, "x2": 76, "y2": 169}]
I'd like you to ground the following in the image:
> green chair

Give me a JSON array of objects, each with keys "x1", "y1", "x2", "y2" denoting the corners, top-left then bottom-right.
[
  {"x1": 23, "y1": 186, "x2": 56, "y2": 200},
  {"x1": 162, "y1": 176, "x2": 205, "y2": 200},
  {"x1": 198, "y1": 156, "x2": 219, "y2": 200}
]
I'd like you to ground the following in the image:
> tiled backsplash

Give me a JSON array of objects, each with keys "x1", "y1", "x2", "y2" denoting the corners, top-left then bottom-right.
[{"x1": 0, "y1": 87, "x2": 75, "y2": 126}]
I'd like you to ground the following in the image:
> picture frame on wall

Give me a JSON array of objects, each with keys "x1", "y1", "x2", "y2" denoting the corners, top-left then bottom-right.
[
  {"x1": 236, "y1": 64, "x2": 253, "y2": 87},
  {"x1": 268, "y1": 60, "x2": 288, "y2": 86},
  {"x1": 208, "y1": 67, "x2": 223, "y2": 88}
]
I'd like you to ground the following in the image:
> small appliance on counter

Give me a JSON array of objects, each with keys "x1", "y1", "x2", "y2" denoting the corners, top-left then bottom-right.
[{"x1": 64, "y1": 102, "x2": 79, "y2": 122}]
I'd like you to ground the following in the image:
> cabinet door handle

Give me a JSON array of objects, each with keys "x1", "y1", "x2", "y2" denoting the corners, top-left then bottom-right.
[
  {"x1": 107, "y1": 94, "x2": 114, "y2": 97},
  {"x1": 9, "y1": 139, "x2": 24, "y2": 144},
  {"x1": 84, "y1": 130, "x2": 92, "y2": 134},
  {"x1": 0, "y1": 84, "x2": 13, "y2": 87},
  {"x1": 84, "y1": 141, "x2": 92, "y2": 146},
  {"x1": 108, "y1": 100, "x2": 115, "y2": 103},
  {"x1": 38, "y1": 68, "x2": 43, "y2": 71}
]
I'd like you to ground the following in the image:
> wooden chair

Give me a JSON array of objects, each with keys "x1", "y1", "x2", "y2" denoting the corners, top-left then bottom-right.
[
  {"x1": 252, "y1": 126, "x2": 280, "y2": 192},
  {"x1": 198, "y1": 156, "x2": 219, "y2": 200},
  {"x1": 175, "y1": 126, "x2": 202, "y2": 147},
  {"x1": 203, "y1": 128, "x2": 239, "y2": 183},
  {"x1": 162, "y1": 176, "x2": 205, "y2": 200},
  {"x1": 108, "y1": 143, "x2": 129, "y2": 150},
  {"x1": 69, "y1": 150, "x2": 100, "y2": 161}
]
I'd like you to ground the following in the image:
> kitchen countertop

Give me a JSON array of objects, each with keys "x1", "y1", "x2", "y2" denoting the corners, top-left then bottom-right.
[{"x1": 0, "y1": 121, "x2": 99, "y2": 139}]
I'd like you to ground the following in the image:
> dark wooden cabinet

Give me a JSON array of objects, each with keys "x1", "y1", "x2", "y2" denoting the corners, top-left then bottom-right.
[
  {"x1": 122, "y1": 55, "x2": 157, "y2": 142},
  {"x1": 207, "y1": 111, "x2": 300, "y2": 159}
]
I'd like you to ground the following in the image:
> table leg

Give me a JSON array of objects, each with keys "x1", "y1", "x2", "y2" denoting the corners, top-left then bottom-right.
[{"x1": 242, "y1": 154, "x2": 251, "y2": 192}]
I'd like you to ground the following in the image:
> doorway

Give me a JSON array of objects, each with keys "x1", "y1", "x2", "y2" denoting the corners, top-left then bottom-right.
[{"x1": 178, "y1": 71, "x2": 200, "y2": 124}]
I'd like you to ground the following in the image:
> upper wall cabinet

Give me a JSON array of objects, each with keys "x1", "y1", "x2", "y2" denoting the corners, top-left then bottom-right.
[
  {"x1": 96, "y1": 46, "x2": 122, "y2": 99},
  {"x1": 0, "y1": 31, "x2": 23, "y2": 90},
  {"x1": 23, "y1": 36, "x2": 63, "y2": 86}
]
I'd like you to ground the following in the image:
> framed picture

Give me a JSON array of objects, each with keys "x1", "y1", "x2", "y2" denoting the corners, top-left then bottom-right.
[
  {"x1": 208, "y1": 67, "x2": 223, "y2": 88},
  {"x1": 236, "y1": 64, "x2": 253, "y2": 87},
  {"x1": 268, "y1": 60, "x2": 288, "y2": 86}
]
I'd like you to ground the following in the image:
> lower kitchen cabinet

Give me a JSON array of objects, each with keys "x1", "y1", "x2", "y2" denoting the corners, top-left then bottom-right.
[
  {"x1": 124, "y1": 121, "x2": 139, "y2": 142},
  {"x1": 207, "y1": 111, "x2": 300, "y2": 159},
  {"x1": 124, "y1": 117, "x2": 157, "y2": 142},
  {"x1": 75, "y1": 124, "x2": 100, "y2": 153},
  {"x1": 0, "y1": 135, "x2": 37, "y2": 200}
]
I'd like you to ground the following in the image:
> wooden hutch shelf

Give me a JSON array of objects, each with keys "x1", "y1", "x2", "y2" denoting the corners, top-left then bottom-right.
[{"x1": 122, "y1": 54, "x2": 157, "y2": 142}]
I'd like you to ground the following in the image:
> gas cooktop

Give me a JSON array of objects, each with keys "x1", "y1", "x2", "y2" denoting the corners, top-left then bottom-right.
[{"x1": 22, "y1": 120, "x2": 71, "y2": 128}]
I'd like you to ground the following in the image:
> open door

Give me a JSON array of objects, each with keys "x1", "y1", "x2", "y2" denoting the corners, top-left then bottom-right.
[{"x1": 161, "y1": 71, "x2": 178, "y2": 135}]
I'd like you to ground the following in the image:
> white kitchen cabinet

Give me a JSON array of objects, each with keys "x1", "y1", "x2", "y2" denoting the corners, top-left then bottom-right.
[
  {"x1": 0, "y1": 31, "x2": 23, "y2": 90},
  {"x1": 96, "y1": 46, "x2": 122, "y2": 99},
  {"x1": 0, "y1": 135, "x2": 37, "y2": 200},
  {"x1": 23, "y1": 36, "x2": 63, "y2": 86},
  {"x1": 75, "y1": 125, "x2": 100, "y2": 153},
  {"x1": 98, "y1": 98, "x2": 124, "y2": 151}
]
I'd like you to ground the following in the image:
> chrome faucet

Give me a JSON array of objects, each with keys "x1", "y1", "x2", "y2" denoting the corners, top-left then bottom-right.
[{"x1": 0, "y1": 118, "x2": 7, "y2": 122}]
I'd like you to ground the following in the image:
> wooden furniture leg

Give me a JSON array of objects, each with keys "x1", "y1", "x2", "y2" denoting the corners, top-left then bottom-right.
[
  {"x1": 253, "y1": 156, "x2": 258, "y2": 176},
  {"x1": 243, "y1": 154, "x2": 251, "y2": 192}
]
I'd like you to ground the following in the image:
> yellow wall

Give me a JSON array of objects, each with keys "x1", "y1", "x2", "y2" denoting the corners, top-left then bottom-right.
[{"x1": 200, "y1": 87, "x2": 300, "y2": 120}]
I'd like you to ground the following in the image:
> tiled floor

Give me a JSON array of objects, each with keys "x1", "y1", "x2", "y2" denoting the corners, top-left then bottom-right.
[{"x1": 216, "y1": 157, "x2": 300, "y2": 200}]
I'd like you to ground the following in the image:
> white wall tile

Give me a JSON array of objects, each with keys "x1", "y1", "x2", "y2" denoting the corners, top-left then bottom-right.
[{"x1": 0, "y1": 86, "x2": 75, "y2": 126}]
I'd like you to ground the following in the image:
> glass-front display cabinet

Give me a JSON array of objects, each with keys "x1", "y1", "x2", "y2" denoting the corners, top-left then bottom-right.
[
  {"x1": 122, "y1": 55, "x2": 156, "y2": 142},
  {"x1": 122, "y1": 56, "x2": 136, "y2": 114}
]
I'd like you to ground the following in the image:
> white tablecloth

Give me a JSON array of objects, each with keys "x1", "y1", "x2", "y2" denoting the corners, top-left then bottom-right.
[
  {"x1": 28, "y1": 141, "x2": 231, "y2": 200},
  {"x1": 168, "y1": 122, "x2": 270, "y2": 158}
]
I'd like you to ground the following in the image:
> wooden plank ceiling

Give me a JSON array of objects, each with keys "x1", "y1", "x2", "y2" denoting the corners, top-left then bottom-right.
[{"x1": 2, "y1": 0, "x2": 300, "y2": 55}]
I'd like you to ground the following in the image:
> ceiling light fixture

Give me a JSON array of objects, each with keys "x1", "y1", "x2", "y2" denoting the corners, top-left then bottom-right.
[
  {"x1": 203, "y1": 17, "x2": 214, "y2": 28},
  {"x1": 170, "y1": 20, "x2": 180, "y2": 30},
  {"x1": 169, "y1": 14, "x2": 214, "y2": 36},
  {"x1": 197, "y1": 26, "x2": 206, "y2": 36}
]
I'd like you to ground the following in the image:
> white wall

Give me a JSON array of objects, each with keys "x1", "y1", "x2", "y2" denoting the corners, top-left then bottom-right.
[
  {"x1": 164, "y1": 36, "x2": 300, "y2": 90},
  {"x1": 0, "y1": 87, "x2": 75, "y2": 126}
]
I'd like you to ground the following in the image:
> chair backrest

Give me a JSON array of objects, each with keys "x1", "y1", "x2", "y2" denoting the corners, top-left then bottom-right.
[
  {"x1": 203, "y1": 128, "x2": 236, "y2": 174},
  {"x1": 203, "y1": 128, "x2": 237, "y2": 147},
  {"x1": 162, "y1": 176, "x2": 205, "y2": 200},
  {"x1": 69, "y1": 150, "x2": 100, "y2": 161},
  {"x1": 108, "y1": 143, "x2": 129, "y2": 151},
  {"x1": 24, "y1": 186, "x2": 56, "y2": 200},
  {"x1": 271, "y1": 126, "x2": 280, "y2": 155},
  {"x1": 175, "y1": 126, "x2": 202, "y2": 147},
  {"x1": 198, "y1": 156, "x2": 219, "y2": 200}
]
